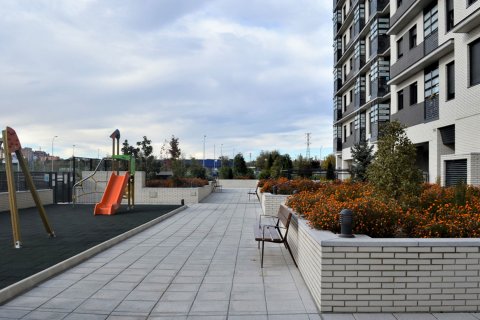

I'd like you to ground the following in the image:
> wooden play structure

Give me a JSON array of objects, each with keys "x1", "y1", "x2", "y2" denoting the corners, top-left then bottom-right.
[
  {"x1": 93, "y1": 129, "x2": 135, "y2": 215},
  {"x1": 1, "y1": 127, "x2": 55, "y2": 248}
]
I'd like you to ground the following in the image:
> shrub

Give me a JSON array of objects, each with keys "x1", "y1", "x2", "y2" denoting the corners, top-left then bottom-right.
[
  {"x1": 286, "y1": 181, "x2": 480, "y2": 238},
  {"x1": 258, "y1": 178, "x2": 321, "y2": 195},
  {"x1": 146, "y1": 178, "x2": 208, "y2": 188}
]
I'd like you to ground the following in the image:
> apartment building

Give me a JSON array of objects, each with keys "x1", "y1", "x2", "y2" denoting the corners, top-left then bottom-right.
[
  {"x1": 333, "y1": 0, "x2": 391, "y2": 178},
  {"x1": 333, "y1": 0, "x2": 480, "y2": 186}
]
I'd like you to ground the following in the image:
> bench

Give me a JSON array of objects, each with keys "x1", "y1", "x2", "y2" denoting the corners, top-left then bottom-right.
[
  {"x1": 247, "y1": 189, "x2": 258, "y2": 201},
  {"x1": 254, "y1": 205, "x2": 297, "y2": 268}
]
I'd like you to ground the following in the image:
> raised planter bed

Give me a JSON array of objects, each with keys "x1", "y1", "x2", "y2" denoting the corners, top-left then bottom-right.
[{"x1": 283, "y1": 204, "x2": 480, "y2": 313}]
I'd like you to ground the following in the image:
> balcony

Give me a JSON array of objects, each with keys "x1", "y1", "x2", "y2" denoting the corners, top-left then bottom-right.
[
  {"x1": 389, "y1": 0, "x2": 416, "y2": 29},
  {"x1": 334, "y1": 108, "x2": 343, "y2": 122},
  {"x1": 333, "y1": 137, "x2": 343, "y2": 152},
  {"x1": 370, "y1": 78, "x2": 389, "y2": 99},
  {"x1": 424, "y1": 94, "x2": 439, "y2": 122},
  {"x1": 369, "y1": 0, "x2": 389, "y2": 16},
  {"x1": 390, "y1": 30, "x2": 439, "y2": 81},
  {"x1": 354, "y1": 127, "x2": 366, "y2": 144},
  {"x1": 369, "y1": 35, "x2": 389, "y2": 58},
  {"x1": 391, "y1": 102, "x2": 424, "y2": 127},
  {"x1": 334, "y1": 78, "x2": 343, "y2": 93},
  {"x1": 354, "y1": 91, "x2": 366, "y2": 109},
  {"x1": 354, "y1": 51, "x2": 365, "y2": 73}
]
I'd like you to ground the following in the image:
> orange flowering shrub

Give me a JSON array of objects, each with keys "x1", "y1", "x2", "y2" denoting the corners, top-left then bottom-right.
[
  {"x1": 146, "y1": 178, "x2": 209, "y2": 188},
  {"x1": 258, "y1": 177, "x2": 322, "y2": 195},
  {"x1": 286, "y1": 181, "x2": 480, "y2": 238},
  {"x1": 287, "y1": 182, "x2": 401, "y2": 237}
]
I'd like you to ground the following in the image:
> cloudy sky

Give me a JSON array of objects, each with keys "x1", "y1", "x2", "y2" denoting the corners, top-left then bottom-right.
[{"x1": 1, "y1": 0, "x2": 333, "y2": 161}]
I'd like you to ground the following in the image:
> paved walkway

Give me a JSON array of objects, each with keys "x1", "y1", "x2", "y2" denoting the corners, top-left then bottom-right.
[{"x1": 1, "y1": 189, "x2": 480, "y2": 319}]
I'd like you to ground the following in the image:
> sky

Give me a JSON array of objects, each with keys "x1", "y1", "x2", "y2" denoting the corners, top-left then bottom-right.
[{"x1": 0, "y1": 0, "x2": 333, "y2": 162}]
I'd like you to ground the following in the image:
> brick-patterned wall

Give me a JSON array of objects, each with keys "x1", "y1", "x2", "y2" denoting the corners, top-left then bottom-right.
[
  {"x1": 75, "y1": 171, "x2": 213, "y2": 205},
  {"x1": 0, "y1": 190, "x2": 54, "y2": 212},
  {"x1": 283, "y1": 205, "x2": 480, "y2": 313},
  {"x1": 260, "y1": 192, "x2": 289, "y2": 216},
  {"x1": 218, "y1": 179, "x2": 258, "y2": 188}
]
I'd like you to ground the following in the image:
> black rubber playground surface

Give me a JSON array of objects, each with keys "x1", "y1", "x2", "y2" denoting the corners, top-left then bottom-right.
[{"x1": 0, "y1": 204, "x2": 180, "y2": 291}]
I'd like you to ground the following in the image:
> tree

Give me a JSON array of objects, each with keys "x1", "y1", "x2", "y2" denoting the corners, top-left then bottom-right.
[
  {"x1": 136, "y1": 136, "x2": 154, "y2": 179},
  {"x1": 121, "y1": 139, "x2": 139, "y2": 158},
  {"x1": 350, "y1": 140, "x2": 374, "y2": 182},
  {"x1": 168, "y1": 135, "x2": 181, "y2": 160},
  {"x1": 188, "y1": 157, "x2": 206, "y2": 179},
  {"x1": 366, "y1": 121, "x2": 423, "y2": 202},
  {"x1": 293, "y1": 155, "x2": 312, "y2": 178},
  {"x1": 321, "y1": 154, "x2": 336, "y2": 170},
  {"x1": 233, "y1": 153, "x2": 248, "y2": 177}
]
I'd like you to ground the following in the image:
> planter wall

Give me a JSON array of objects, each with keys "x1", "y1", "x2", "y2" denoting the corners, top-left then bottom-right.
[
  {"x1": 76, "y1": 171, "x2": 213, "y2": 205},
  {"x1": 260, "y1": 192, "x2": 290, "y2": 216},
  {"x1": 218, "y1": 179, "x2": 258, "y2": 189},
  {"x1": 0, "y1": 190, "x2": 53, "y2": 212},
  {"x1": 283, "y1": 204, "x2": 480, "y2": 313}
]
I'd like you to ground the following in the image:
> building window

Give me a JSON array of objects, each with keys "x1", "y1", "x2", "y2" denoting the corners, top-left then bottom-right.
[
  {"x1": 425, "y1": 64, "x2": 439, "y2": 98},
  {"x1": 343, "y1": 5, "x2": 347, "y2": 21},
  {"x1": 349, "y1": 122, "x2": 353, "y2": 135},
  {"x1": 349, "y1": 57, "x2": 353, "y2": 70},
  {"x1": 397, "y1": 90, "x2": 404, "y2": 111},
  {"x1": 397, "y1": 0, "x2": 403, "y2": 8},
  {"x1": 409, "y1": 25, "x2": 417, "y2": 49},
  {"x1": 446, "y1": 61, "x2": 455, "y2": 100},
  {"x1": 343, "y1": 125, "x2": 347, "y2": 142},
  {"x1": 446, "y1": 0, "x2": 454, "y2": 32},
  {"x1": 343, "y1": 95, "x2": 347, "y2": 111},
  {"x1": 397, "y1": 37, "x2": 403, "y2": 59},
  {"x1": 349, "y1": 26, "x2": 353, "y2": 39},
  {"x1": 468, "y1": 0, "x2": 478, "y2": 6},
  {"x1": 343, "y1": 34, "x2": 347, "y2": 52},
  {"x1": 368, "y1": 111, "x2": 372, "y2": 134},
  {"x1": 410, "y1": 82, "x2": 418, "y2": 105},
  {"x1": 470, "y1": 38, "x2": 480, "y2": 86},
  {"x1": 343, "y1": 65, "x2": 347, "y2": 81},
  {"x1": 424, "y1": 3, "x2": 438, "y2": 37},
  {"x1": 349, "y1": 89, "x2": 353, "y2": 103}
]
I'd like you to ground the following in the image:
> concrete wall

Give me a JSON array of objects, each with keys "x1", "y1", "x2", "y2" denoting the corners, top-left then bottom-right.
[
  {"x1": 283, "y1": 205, "x2": 480, "y2": 313},
  {"x1": 75, "y1": 171, "x2": 213, "y2": 205},
  {"x1": 0, "y1": 190, "x2": 54, "y2": 212},
  {"x1": 218, "y1": 179, "x2": 258, "y2": 189}
]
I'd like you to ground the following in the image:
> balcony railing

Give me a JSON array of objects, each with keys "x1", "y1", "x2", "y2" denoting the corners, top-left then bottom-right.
[
  {"x1": 370, "y1": 78, "x2": 389, "y2": 99},
  {"x1": 369, "y1": 35, "x2": 389, "y2": 58},
  {"x1": 424, "y1": 94, "x2": 439, "y2": 122}
]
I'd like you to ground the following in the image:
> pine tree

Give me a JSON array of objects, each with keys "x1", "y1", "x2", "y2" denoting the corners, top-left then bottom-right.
[{"x1": 350, "y1": 140, "x2": 374, "y2": 182}]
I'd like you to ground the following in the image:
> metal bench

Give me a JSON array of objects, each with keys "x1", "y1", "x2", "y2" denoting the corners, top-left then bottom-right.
[
  {"x1": 247, "y1": 189, "x2": 258, "y2": 201},
  {"x1": 254, "y1": 205, "x2": 297, "y2": 268}
]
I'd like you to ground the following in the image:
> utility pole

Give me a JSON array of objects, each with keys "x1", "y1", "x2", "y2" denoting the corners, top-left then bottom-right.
[
  {"x1": 203, "y1": 135, "x2": 206, "y2": 168},
  {"x1": 305, "y1": 133, "x2": 311, "y2": 160}
]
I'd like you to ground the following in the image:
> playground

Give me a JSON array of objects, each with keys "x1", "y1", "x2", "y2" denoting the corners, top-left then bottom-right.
[{"x1": 0, "y1": 203, "x2": 180, "y2": 291}]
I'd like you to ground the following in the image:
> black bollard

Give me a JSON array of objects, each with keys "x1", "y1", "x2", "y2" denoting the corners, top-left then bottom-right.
[
  {"x1": 181, "y1": 199, "x2": 185, "y2": 206},
  {"x1": 339, "y1": 209, "x2": 354, "y2": 238}
]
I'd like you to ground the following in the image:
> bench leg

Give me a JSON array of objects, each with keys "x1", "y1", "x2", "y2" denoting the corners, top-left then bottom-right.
[
  {"x1": 261, "y1": 240, "x2": 265, "y2": 268},
  {"x1": 284, "y1": 241, "x2": 298, "y2": 268},
  {"x1": 258, "y1": 240, "x2": 260, "y2": 249}
]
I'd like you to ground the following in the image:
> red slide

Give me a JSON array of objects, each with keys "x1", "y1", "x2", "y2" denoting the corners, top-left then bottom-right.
[{"x1": 94, "y1": 172, "x2": 130, "y2": 215}]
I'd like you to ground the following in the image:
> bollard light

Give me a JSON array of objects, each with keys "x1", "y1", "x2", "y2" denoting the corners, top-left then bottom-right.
[{"x1": 339, "y1": 208, "x2": 354, "y2": 238}]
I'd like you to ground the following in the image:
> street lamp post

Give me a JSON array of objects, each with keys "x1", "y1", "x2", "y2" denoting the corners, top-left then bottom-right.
[
  {"x1": 51, "y1": 136, "x2": 58, "y2": 172},
  {"x1": 203, "y1": 135, "x2": 206, "y2": 168},
  {"x1": 73, "y1": 144, "x2": 76, "y2": 157}
]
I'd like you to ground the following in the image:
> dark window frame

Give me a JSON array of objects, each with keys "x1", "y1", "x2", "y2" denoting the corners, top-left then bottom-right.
[
  {"x1": 425, "y1": 63, "x2": 439, "y2": 98},
  {"x1": 446, "y1": 61, "x2": 455, "y2": 100},
  {"x1": 446, "y1": 0, "x2": 454, "y2": 32},
  {"x1": 424, "y1": 3, "x2": 438, "y2": 38},
  {"x1": 397, "y1": 90, "x2": 404, "y2": 111},
  {"x1": 410, "y1": 82, "x2": 418, "y2": 105},
  {"x1": 397, "y1": 37, "x2": 404, "y2": 59},
  {"x1": 409, "y1": 25, "x2": 417, "y2": 49},
  {"x1": 469, "y1": 37, "x2": 480, "y2": 87}
]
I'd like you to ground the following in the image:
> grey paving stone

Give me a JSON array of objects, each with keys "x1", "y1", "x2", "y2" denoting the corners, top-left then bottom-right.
[
  {"x1": 151, "y1": 301, "x2": 193, "y2": 314},
  {"x1": 91, "y1": 290, "x2": 131, "y2": 300},
  {"x1": 0, "y1": 307, "x2": 30, "y2": 318},
  {"x1": 320, "y1": 315, "x2": 355, "y2": 320},
  {"x1": 268, "y1": 315, "x2": 311, "y2": 320},
  {"x1": 166, "y1": 284, "x2": 201, "y2": 292},
  {"x1": 160, "y1": 291, "x2": 197, "y2": 302},
  {"x1": 125, "y1": 289, "x2": 165, "y2": 301},
  {"x1": 195, "y1": 290, "x2": 230, "y2": 301},
  {"x1": 433, "y1": 314, "x2": 479, "y2": 320},
  {"x1": 113, "y1": 300, "x2": 157, "y2": 314},
  {"x1": 38, "y1": 297, "x2": 85, "y2": 312},
  {"x1": 75, "y1": 299, "x2": 121, "y2": 314},
  {"x1": 64, "y1": 314, "x2": 107, "y2": 320},
  {"x1": 189, "y1": 299, "x2": 229, "y2": 315},
  {"x1": 394, "y1": 314, "x2": 437, "y2": 320},
  {"x1": 2, "y1": 296, "x2": 50, "y2": 310},
  {"x1": 229, "y1": 300, "x2": 267, "y2": 315},
  {"x1": 353, "y1": 314, "x2": 396, "y2": 320},
  {"x1": 22, "y1": 310, "x2": 68, "y2": 320}
]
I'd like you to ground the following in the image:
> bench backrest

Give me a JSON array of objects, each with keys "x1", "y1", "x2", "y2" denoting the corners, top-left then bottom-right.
[{"x1": 277, "y1": 205, "x2": 293, "y2": 240}]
